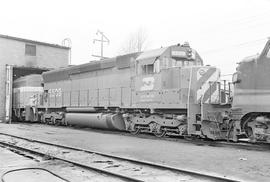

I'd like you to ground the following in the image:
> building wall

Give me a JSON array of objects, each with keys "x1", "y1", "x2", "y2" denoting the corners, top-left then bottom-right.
[{"x1": 0, "y1": 37, "x2": 69, "y2": 121}]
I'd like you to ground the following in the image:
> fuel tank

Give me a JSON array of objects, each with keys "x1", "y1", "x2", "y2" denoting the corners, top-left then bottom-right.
[
  {"x1": 66, "y1": 107, "x2": 96, "y2": 113},
  {"x1": 65, "y1": 113, "x2": 126, "y2": 131}
]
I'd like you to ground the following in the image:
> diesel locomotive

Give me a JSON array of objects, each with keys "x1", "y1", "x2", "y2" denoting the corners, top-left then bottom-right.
[
  {"x1": 14, "y1": 42, "x2": 254, "y2": 142},
  {"x1": 13, "y1": 74, "x2": 44, "y2": 121},
  {"x1": 231, "y1": 38, "x2": 270, "y2": 143}
]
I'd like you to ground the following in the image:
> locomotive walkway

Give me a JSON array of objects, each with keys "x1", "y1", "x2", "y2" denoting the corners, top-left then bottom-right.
[{"x1": 0, "y1": 123, "x2": 269, "y2": 181}]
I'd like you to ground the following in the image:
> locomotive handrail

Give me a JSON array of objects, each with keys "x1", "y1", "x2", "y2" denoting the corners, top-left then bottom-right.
[
  {"x1": 47, "y1": 87, "x2": 132, "y2": 108},
  {"x1": 198, "y1": 80, "x2": 232, "y2": 105},
  {"x1": 46, "y1": 86, "x2": 188, "y2": 108},
  {"x1": 45, "y1": 81, "x2": 233, "y2": 109}
]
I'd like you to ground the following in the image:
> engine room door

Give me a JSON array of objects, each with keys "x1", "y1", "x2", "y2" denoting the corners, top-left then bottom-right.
[{"x1": 5, "y1": 65, "x2": 13, "y2": 123}]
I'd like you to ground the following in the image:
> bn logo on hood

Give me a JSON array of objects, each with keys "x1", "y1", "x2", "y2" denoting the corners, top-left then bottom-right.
[{"x1": 140, "y1": 77, "x2": 155, "y2": 91}]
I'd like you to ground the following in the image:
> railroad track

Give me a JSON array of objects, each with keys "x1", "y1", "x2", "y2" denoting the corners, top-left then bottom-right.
[
  {"x1": 82, "y1": 127, "x2": 270, "y2": 152},
  {"x1": 0, "y1": 132, "x2": 239, "y2": 182},
  {"x1": 64, "y1": 125, "x2": 270, "y2": 152},
  {"x1": 11, "y1": 123, "x2": 270, "y2": 152}
]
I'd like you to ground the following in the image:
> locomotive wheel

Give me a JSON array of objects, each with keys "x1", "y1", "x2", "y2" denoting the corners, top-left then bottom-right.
[
  {"x1": 44, "y1": 118, "x2": 50, "y2": 124},
  {"x1": 245, "y1": 126, "x2": 256, "y2": 143},
  {"x1": 55, "y1": 119, "x2": 60, "y2": 126},
  {"x1": 246, "y1": 127, "x2": 253, "y2": 137},
  {"x1": 51, "y1": 116, "x2": 55, "y2": 125},
  {"x1": 154, "y1": 130, "x2": 166, "y2": 137},
  {"x1": 153, "y1": 124, "x2": 166, "y2": 137},
  {"x1": 130, "y1": 127, "x2": 141, "y2": 135}
]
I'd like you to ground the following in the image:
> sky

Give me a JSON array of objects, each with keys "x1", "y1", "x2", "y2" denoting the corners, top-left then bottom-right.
[{"x1": 0, "y1": 0, "x2": 270, "y2": 78}]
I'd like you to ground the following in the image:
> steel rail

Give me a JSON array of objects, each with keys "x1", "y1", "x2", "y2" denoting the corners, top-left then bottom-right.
[
  {"x1": 0, "y1": 132, "x2": 239, "y2": 182},
  {"x1": 0, "y1": 141, "x2": 142, "y2": 182},
  {"x1": 47, "y1": 124, "x2": 270, "y2": 152},
  {"x1": 69, "y1": 127, "x2": 270, "y2": 152},
  {"x1": 10, "y1": 123, "x2": 270, "y2": 152}
]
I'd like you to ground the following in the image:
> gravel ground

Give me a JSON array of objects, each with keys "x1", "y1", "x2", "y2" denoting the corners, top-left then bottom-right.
[{"x1": 0, "y1": 123, "x2": 269, "y2": 182}]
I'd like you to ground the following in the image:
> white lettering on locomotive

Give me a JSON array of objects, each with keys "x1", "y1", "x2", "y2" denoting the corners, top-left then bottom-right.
[
  {"x1": 48, "y1": 88, "x2": 62, "y2": 97},
  {"x1": 139, "y1": 93, "x2": 155, "y2": 102},
  {"x1": 171, "y1": 50, "x2": 187, "y2": 57}
]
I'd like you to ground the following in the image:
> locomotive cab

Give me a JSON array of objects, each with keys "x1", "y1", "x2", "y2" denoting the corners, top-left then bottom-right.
[
  {"x1": 12, "y1": 74, "x2": 44, "y2": 122},
  {"x1": 134, "y1": 43, "x2": 203, "y2": 93}
]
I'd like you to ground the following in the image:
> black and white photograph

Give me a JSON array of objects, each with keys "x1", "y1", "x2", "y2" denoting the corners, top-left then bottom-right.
[{"x1": 0, "y1": 0, "x2": 270, "y2": 181}]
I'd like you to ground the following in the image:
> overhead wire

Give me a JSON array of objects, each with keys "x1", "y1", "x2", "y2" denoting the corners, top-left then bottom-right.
[
  {"x1": 199, "y1": 10, "x2": 270, "y2": 34},
  {"x1": 196, "y1": 10, "x2": 270, "y2": 47},
  {"x1": 201, "y1": 38, "x2": 267, "y2": 55}
]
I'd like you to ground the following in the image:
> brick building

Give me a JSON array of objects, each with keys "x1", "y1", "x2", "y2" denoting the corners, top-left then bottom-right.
[{"x1": 0, "y1": 34, "x2": 70, "y2": 121}]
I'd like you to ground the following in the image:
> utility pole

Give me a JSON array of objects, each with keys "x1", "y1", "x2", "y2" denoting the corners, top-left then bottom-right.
[
  {"x1": 92, "y1": 30, "x2": 109, "y2": 60},
  {"x1": 62, "y1": 38, "x2": 72, "y2": 65}
]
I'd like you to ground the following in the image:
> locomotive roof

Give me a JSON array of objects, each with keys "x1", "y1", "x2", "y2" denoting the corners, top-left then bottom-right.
[
  {"x1": 136, "y1": 44, "x2": 203, "y2": 65},
  {"x1": 13, "y1": 74, "x2": 43, "y2": 88},
  {"x1": 241, "y1": 54, "x2": 259, "y2": 63},
  {"x1": 42, "y1": 52, "x2": 140, "y2": 83},
  {"x1": 240, "y1": 39, "x2": 270, "y2": 63},
  {"x1": 43, "y1": 44, "x2": 203, "y2": 83},
  {"x1": 136, "y1": 47, "x2": 168, "y2": 64}
]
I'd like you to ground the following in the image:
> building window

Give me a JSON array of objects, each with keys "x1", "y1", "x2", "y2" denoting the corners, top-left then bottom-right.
[{"x1": 25, "y1": 44, "x2": 36, "y2": 56}]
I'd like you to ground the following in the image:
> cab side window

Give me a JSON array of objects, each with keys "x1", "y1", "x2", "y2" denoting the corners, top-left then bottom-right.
[
  {"x1": 142, "y1": 64, "x2": 154, "y2": 74},
  {"x1": 140, "y1": 59, "x2": 161, "y2": 75}
]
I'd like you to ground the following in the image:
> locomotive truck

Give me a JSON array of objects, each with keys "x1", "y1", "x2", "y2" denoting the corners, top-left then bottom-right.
[{"x1": 13, "y1": 42, "x2": 236, "y2": 141}]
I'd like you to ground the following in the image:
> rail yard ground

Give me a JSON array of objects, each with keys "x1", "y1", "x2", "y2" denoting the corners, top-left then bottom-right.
[
  {"x1": 0, "y1": 142, "x2": 120, "y2": 182},
  {"x1": 0, "y1": 123, "x2": 269, "y2": 182}
]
